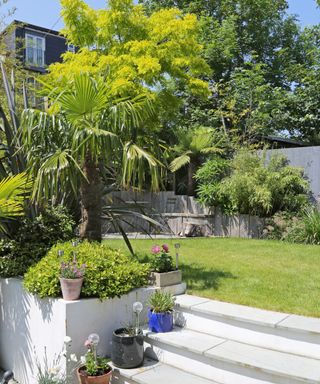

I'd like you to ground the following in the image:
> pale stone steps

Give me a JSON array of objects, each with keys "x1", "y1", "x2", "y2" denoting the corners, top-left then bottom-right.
[
  {"x1": 110, "y1": 357, "x2": 220, "y2": 384},
  {"x1": 144, "y1": 327, "x2": 320, "y2": 384},
  {"x1": 174, "y1": 303, "x2": 320, "y2": 360},
  {"x1": 174, "y1": 295, "x2": 320, "y2": 345}
]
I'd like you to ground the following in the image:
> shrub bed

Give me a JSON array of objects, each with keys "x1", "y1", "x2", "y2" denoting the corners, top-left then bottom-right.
[
  {"x1": 0, "y1": 206, "x2": 75, "y2": 278},
  {"x1": 24, "y1": 241, "x2": 150, "y2": 299}
]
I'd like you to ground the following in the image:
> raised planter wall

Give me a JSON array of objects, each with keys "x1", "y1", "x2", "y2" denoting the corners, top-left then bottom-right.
[{"x1": 0, "y1": 278, "x2": 156, "y2": 384}]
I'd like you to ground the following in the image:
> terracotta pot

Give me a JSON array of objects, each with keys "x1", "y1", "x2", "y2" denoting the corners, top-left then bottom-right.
[
  {"x1": 77, "y1": 367, "x2": 112, "y2": 384},
  {"x1": 59, "y1": 277, "x2": 83, "y2": 300}
]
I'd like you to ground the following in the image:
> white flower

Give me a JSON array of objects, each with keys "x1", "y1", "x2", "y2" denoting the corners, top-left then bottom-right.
[
  {"x1": 48, "y1": 367, "x2": 59, "y2": 375},
  {"x1": 80, "y1": 355, "x2": 86, "y2": 364},
  {"x1": 64, "y1": 336, "x2": 72, "y2": 344},
  {"x1": 70, "y1": 354, "x2": 78, "y2": 362}
]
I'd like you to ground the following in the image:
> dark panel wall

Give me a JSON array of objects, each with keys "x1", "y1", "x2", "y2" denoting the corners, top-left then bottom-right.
[{"x1": 14, "y1": 25, "x2": 68, "y2": 72}]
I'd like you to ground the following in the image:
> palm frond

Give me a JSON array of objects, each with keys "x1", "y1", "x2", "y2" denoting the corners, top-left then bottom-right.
[{"x1": 169, "y1": 151, "x2": 192, "y2": 172}]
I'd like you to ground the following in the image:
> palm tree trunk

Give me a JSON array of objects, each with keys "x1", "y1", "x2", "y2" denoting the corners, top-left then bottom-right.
[
  {"x1": 187, "y1": 161, "x2": 196, "y2": 196},
  {"x1": 79, "y1": 154, "x2": 103, "y2": 242}
]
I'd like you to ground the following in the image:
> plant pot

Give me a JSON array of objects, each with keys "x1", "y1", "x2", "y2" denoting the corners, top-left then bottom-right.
[
  {"x1": 59, "y1": 277, "x2": 83, "y2": 300},
  {"x1": 77, "y1": 366, "x2": 112, "y2": 384},
  {"x1": 150, "y1": 270, "x2": 182, "y2": 287},
  {"x1": 148, "y1": 309, "x2": 173, "y2": 333},
  {"x1": 111, "y1": 328, "x2": 144, "y2": 369}
]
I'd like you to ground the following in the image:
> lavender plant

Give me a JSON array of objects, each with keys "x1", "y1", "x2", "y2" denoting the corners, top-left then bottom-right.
[{"x1": 60, "y1": 255, "x2": 86, "y2": 279}]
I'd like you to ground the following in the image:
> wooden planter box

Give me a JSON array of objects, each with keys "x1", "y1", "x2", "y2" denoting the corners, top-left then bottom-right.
[{"x1": 150, "y1": 270, "x2": 182, "y2": 288}]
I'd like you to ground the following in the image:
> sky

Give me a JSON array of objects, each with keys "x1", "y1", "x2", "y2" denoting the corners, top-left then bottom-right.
[{"x1": 3, "y1": 0, "x2": 320, "y2": 32}]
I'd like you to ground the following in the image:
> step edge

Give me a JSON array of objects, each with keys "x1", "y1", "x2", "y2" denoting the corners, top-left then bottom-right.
[
  {"x1": 145, "y1": 331, "x2": 320, "y2": 383},
  {"x1": 175, "y1": 299, "x2": 320, "y2": 335}
]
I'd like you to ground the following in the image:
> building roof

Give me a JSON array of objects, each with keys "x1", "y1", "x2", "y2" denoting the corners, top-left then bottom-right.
[
  {"x1": 3, "y1": 20, "x2": 64, "y2": 38},
  {"x1": 257, "y1": 135, "x2": 309, "y2": 148}
]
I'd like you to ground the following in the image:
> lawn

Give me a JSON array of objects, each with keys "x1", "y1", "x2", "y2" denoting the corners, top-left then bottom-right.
[{"x1": 105, "y1": 237, "x2": 320, "y2": 317}]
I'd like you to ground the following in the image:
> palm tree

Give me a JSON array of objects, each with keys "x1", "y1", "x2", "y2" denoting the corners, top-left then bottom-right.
[
  {"x1": 170, "y1": 126, "x2": 223, "y2": 195},
  {"x1": 0, "y1": 173, "x2": 31, "y2": 232},
  {"x1": 20, "y1": 73, "x2": 161, "y2": 241}
]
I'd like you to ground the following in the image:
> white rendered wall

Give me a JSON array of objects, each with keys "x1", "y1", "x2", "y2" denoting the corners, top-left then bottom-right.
[
  {"x1": 0, "y1": 278, "x2": 155, "y2": 384},
  {"x1": 266, "y1": 146, "x2": 320, "y2": 200}
]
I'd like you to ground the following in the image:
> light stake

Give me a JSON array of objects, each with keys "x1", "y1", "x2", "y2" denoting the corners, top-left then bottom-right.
[
  {"x1": 174, "y1": 243, "x2": 180, "y2": 270},
  {"x1": 133, "y1": 301, "x2": 143, "y2": 335}
]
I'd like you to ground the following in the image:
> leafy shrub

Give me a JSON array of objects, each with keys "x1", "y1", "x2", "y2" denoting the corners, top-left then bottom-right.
[
  {"x1": 24, "y1": 241, "x2": 150, "y2": 299},
  {"x1": 285, "y1": 208, "x2": 320, "y2": 244},
  {"x1": 262, "y1": 212, "x2": 299, "y2": 240},
  {"x1": 219, "y1": 150, "x2": 309, "y2": 216},
  {"x1": 0, "y1": 205, "x2": 75, "y2": 277},
  {"x1": 151, "y1": 252, "x2": 174, "y2": 273},
  {"x1": 263, "y1": 208, "x2": 320, "y2": 245},
  {"x1": 195, "y1": 156, "x2": 231, "y2": 207},
  {"x1": 147, "y1": 290, "x2": 175, "y2": 313}
]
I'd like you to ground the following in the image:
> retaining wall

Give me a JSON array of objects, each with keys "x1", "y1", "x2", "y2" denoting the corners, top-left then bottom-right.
[{"x1": 0, "y1": 278, "x2": 156, "y2": 384}]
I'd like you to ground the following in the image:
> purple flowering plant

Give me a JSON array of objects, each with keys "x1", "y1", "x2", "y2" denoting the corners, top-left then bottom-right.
[
  {"x1": 60, "y1": 255, "x2": 86, "y2": 279},
  {"x1": 151, "y1": 244, "x2": 174, "y2": 273}
]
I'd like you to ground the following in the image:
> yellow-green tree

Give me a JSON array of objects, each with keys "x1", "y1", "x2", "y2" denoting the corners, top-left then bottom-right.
[{"x1": 48, "y1": 0, "x2": 209, "y2": 100}]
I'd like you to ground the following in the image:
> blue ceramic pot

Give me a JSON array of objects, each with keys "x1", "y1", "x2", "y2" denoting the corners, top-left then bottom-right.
[{"x1": 148, "y1": 309, "x2": 173, "y2": 333}]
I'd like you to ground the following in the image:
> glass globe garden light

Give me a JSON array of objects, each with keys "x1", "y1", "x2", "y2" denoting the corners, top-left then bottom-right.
[
  {"x1": 133, "y1": 301, "x2": 143, "y2": 314},
  {"x1": 88, "y1": 333, "x2": 100, "y2": 346},
  {"x1": 133, "y1": 302, "x2": 143, "y2": 335}
]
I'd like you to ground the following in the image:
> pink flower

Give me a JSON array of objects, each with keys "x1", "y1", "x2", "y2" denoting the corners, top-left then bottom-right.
[
  {"x1": 151, "y1": 245, "x2": 161, "y2": 254},
  {"x1": 162, "y1": 244, "x2": 169, "y2": 253},
  {"x1": 84, "y1": 339, "x2": 92, "y2": 348}
]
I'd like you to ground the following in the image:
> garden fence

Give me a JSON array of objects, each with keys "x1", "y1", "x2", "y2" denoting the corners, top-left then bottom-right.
[{"x1": 103, "y1": 191, "x2": 265, "y2": 239}]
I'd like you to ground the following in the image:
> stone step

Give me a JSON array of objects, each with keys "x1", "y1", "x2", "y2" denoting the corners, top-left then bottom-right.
[
  {"x1": 175, "y1": 305, "x2": 320, "y2": 360},
  {"x1": 144, "y1": 327, "x2": 320, "y2": 384},
  {"x1": 174, "y1": 295, "x2": 320, "y2": 344},
  {"x1": 110, "y1": 357, "x2": 220, "y2": 384}
]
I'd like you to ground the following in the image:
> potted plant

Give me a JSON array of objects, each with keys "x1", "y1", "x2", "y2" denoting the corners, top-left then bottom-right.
[
  {"x1": 148, "y1": 290, "x2": 175, "y2": 333},
  {"x1": 77, "y1": 334, "x2": 112, "y2": 384},
  {"x1": 111, "y1": 302, "x2": 144, "y2": 369},
  {"x1": 59, "y1": 255, "x2": 86, "y2": 301},
  {"x1": 149, "y1": 244, "x2": 182, "y2": 287}
]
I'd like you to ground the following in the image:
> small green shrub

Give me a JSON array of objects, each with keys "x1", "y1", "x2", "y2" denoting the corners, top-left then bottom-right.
[
  {"x1": 262, "y1": 212, "x2": 298, "y2": 240},
  {"x1": 24, "y1": 241, "x2": 150, "y2": 299},
  {"x1": 263, "y1": 208, "x2": 320, "y2": 245},
  {"x1": 151, "y1": 252, "x2": 174, "y2": 273},
  {"x1": 148, "y1": 290, "x2": 175, "y2": 313},
  {"x1": 0, "y1": 206, "x2": 75, "y2": 278},
  {"x1": 0, "y1": 205, "x2": 75, "y2": 278},
  {"x1": 195, "y1": 156, "x2": 231, "y2": 207},
  {"x1": 286, "y1": 208, "x2": 320, "y2": 244}
]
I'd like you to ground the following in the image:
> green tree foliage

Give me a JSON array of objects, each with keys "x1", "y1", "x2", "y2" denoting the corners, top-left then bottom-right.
[
  {"x1": 0, "y1": 205, "x2": 75, "y2": 277},
  {"x1": 140, "y1": 0, "x2": 320, "y2": 145},
  {"x1": 21, "y1": 73, "x2": 159, "y2": 241},
  {"x1": 195, "y1": 156, "x2": 231, "y2": 207},
  {"x1": 48, "y1": 0, "x2": 209, "y2": 99},
  {"x1": 0, "y1": 173, "x2": 31, "y2": 232},
  {"x1": 218, "y1": 151, "x2": 309, "y2": 216},
  {"x1": 169, "y1": 126, "x2": 225, "y2": 195},
  {"x1": 273, "y1": 25, "x2": 320, "y2": 143}
]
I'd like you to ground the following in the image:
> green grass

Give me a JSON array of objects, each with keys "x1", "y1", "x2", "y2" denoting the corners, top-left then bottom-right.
[{"x1": 104, "y1": 237, "x2": 320, "y2": 317}]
